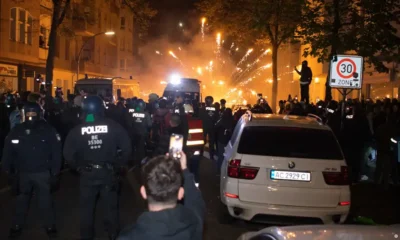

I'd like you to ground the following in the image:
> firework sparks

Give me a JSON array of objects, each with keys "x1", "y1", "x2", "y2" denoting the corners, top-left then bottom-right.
[
  {"x1": 237, "y1": 48, "x2": 253, "y2": 66},
  {"x1": 201, "y1": 17, "x2": 206, "y2": 42},
  {"x1": 169, "y1": 51, "x2": 178, "y2": 59},
  {"x1": 216, "y1": 33, "x2": 222, "y2": 59},
  {"x1": 197, "y1": 67, "x2": 203, "y2": 75},
  {"x1": 241, "y1": 48, "x2": 271, "y2": 74},
  {"x1": 155, "y1": 50, "x2": 162, "y2": 55}
]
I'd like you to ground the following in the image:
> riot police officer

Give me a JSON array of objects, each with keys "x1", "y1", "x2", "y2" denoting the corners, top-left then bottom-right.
[
  {"x1": 63, "y1": 95, "x2": 132, "y2": 240},
  {"x1": 126, "y1": 99, "x2": 151, "y2": 166},
  {"x1": 200, "y1": 96, "x2": 218, "y2": 160},
  {"x1": 220, "y1": 99, "x2": 227, "y2": 113},
  {"x1": 173, "y1": 95, "x2": 189, "y2": 149},
  {"x1": 2, "y1": 102, "x2": 62, "y2": 239}
]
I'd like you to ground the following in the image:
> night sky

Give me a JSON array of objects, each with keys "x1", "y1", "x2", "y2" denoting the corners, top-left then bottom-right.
[{"x1": 148, "y1": 0, "x2": 199, "y2": 42}]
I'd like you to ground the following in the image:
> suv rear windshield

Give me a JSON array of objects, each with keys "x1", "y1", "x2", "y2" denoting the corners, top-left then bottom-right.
[{"x1": 238, "y1": 126, "x2": 343, "y2": 160}]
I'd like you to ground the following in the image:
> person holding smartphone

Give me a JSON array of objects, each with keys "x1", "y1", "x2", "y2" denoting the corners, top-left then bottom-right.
[{"x1": 117, "y1": 152, "x2": 205, "y2": 240}]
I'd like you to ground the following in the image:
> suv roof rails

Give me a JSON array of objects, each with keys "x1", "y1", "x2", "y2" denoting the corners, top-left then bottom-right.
[{"x1": 306, "y1": 114, "x2": 323, "y2": 124}]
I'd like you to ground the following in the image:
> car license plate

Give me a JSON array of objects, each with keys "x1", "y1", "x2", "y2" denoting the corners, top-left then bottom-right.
[{"x1": 270, "y1": 170, "x2": 311, "y2": 182}]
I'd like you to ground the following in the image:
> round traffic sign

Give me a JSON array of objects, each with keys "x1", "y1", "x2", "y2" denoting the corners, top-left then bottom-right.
[{"x1": 336, "y1": 58, "x2": 357, "y2": 79}]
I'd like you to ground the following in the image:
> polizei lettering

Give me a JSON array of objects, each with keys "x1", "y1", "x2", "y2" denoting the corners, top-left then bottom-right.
[
  {"x1": 132, "y1": 113, "x2": 145, "y2": 118},
  {"x1": 81, "y1": 125, "x2": 108, "y2": 135},
  {"x1": 206, "y1": 107, "x2": 215, "y2": 111}
]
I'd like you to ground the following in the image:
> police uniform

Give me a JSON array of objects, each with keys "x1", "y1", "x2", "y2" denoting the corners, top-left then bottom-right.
[
  {"x1": 63, "y1": 96, "x2": 132, "y2": 240},
  {"x1": 200, "y1": 96, "x2": 218, "y2": 159},
  {"x1": 1, "y1": 102, "x2": 62, "y2": 238},
  {"x1": 125, "y1": 100, "x2": 151, "y2": 165},
  {"x1": 173, "y1": 101, "x2": 189, "y2": 149}
]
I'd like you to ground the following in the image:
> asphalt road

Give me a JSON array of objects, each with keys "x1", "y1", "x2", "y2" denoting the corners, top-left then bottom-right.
[{"x1": 0, "y1": 156, "x2": 399, "y2": 240}]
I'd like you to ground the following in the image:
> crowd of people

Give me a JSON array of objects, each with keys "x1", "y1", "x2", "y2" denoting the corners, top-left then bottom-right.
[
  {"x1": 0, "y1": 87, "x2": 399, "y2": 239},
  {"x1": 0, "y1": 89, "x2": 208, "y2": 240}
]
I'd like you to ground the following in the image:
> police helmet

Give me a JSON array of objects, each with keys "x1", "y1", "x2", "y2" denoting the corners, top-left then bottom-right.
[
  {"x1": 159, "y1": 98, "x2": 167, "y2": 108},
  {"x1": 136, "y1": 99, "x2": 146, "y2": 111},
  {"x1": 220, "y1": 99, "x2": 226, "y2": 105},
  {"x1": 82, "y1": 95, "x2": 105, "y2": 115},
  {"x1": 23, "y1": 102, "x2": 41, "y2": 122},
  {"x1": 327, "y1": 100, "x2": 339, "y2": 112},
  {"x1": 205, "y1": 96, "x2": 214, "y2": 105},
  {"x1": 5, "y1": 94, "x2": 16, "y2": 108}
]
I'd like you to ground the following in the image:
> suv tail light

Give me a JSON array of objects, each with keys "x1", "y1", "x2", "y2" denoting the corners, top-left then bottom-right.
[
  {"x1": 323, "y1": 166, "x2": 349, "y2": 185},
  {"x1": 227, "y1": 159, "x2": 259, "y2": 180}
]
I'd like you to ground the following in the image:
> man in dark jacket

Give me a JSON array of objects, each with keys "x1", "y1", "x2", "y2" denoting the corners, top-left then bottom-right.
[
  {"x1": 117, "y1": 152, "x2": 205, "y2": 240},
  {"x1": 154, "y1": 113, "x2": 184, "y2": 155}
]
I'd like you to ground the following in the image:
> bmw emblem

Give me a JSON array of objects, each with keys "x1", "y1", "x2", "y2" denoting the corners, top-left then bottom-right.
[{"x1": 288, "y1": 161, "x2": 295, "y2": 169}]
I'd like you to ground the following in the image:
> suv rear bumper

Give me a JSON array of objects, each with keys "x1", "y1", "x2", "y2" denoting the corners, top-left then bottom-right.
[{"x1": 222, "y1": 197, "x2": 349, "y2": 224}]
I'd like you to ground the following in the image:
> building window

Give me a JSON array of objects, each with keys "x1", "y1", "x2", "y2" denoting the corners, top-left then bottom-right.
[
  {"x1": 120, "y1": 37, "x2": 125, "y2": 51},
  {"x1": 120, "y1": 59, "x2": 125, "y2": 71},
  {"x1": 97, "y1": 46, "x2": 100, "y2": 64},
  {"x1": 10, "y1": 8, "x2": 33, "y2": 44},
  {"x1": 65, "y1": 39, "x2": 70, "y2": 60},
  {"x1": 104, "y1": 49, "x2": 107, "y2": 66},
  {"x1": 39, "y1": 26, "x2": 49, "y2": 48},
  {"x1": 98, "y1": 11, "x2": 101, "y2": 29},
  {"x1": 120, "y1": 17, "x2": 125, "y2": 29}
]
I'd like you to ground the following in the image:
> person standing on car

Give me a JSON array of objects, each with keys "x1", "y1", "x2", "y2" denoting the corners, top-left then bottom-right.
[
  {"x1": 2, "y1": 102, "x2": 62, "y2": 239},
  {"x1": 295, "y1": 60, "x2": 313, "y2": 104},
  {"x1": 63, "y1": 95, "x2": 132, "y2": 240}
]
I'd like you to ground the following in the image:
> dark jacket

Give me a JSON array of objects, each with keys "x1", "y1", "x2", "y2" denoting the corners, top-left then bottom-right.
[
  {"x1": 1, "y1": 120, "x2": 62, "y2": 174},
  {"x1": 63, "y1": 117, "x2": 132, "y2": 169},
  {"x1": 117, "y1": 169, "x2": 205, "y2": 240},
  {"x1": 215, "y1": 114, "x2": 234, "y2": 145},
  {"x1": 154, "y1": 126, "x2": 185, "y2": 155}
]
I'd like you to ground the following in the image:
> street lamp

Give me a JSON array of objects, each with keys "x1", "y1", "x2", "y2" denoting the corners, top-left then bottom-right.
[{"x1": 76, "y1": 31, "x2": 115, "y2": 81}]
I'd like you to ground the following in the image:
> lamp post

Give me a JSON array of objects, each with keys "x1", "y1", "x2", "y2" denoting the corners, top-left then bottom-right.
[{"x1": 76, "y1": 31, "x2": 115, "y2": 81}]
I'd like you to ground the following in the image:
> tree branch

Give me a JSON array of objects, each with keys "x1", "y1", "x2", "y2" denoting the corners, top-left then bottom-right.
[{"x1": 56, "y1": 0, "x2": 71, "y2": 27}]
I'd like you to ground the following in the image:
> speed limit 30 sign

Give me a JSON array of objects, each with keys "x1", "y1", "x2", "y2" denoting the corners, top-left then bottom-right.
[{"x1": 329, "y1": 55, "x2": 363, "y2": 89}]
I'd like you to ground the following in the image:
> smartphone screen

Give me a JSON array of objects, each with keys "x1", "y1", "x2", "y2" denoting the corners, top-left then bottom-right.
[{"x1": 169, "y1": 134, "x2": 183, "y2": 159}]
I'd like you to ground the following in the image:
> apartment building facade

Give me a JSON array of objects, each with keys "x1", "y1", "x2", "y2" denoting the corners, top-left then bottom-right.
[{"x1": 0, "y1": 0, "x2": 135, "y2": 96}]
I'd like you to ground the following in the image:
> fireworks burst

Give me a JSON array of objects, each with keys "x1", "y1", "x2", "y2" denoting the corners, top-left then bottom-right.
[
  {"x1": 201, "y1": 18, "x2": 206, "y2": 42},
  {"x1": 237, "y1": 48, "x2": 253, "y2": 66},
  {"x1": 169, "y1": 51, "x2": 178, "y2": 59},
  {"x1": 229, "y1": 42, "x2": 235, "y2": 55}
]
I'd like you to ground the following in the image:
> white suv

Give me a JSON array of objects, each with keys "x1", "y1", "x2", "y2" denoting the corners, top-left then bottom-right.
[{"x1": 219, "y1": 113, "x2": 350, "y2": 224}]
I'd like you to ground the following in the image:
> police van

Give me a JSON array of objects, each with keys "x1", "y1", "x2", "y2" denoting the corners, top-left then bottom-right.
[{"x1": 74, "y1": 77, "x2": 140, "y2": 102}]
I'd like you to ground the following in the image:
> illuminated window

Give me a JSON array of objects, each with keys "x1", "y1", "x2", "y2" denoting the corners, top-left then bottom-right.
[{"x1": 10, "y1": 7, "x2": 33, "y2": 44}]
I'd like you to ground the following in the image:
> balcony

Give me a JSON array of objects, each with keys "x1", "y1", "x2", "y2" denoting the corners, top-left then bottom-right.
[{"x1": 39, "y1": 48, "x2": 48, "y2": 60}]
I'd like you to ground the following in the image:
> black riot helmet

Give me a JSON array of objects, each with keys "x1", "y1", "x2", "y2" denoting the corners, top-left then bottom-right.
[
  {"x1": 5, "y1": 94, "x2": 16, "y2": 108},
  {"x1": 326, "y1": 100, "x2": 339, "y2": 114},
  {"x1": 23, "y1": 102, "x2": 41, "y2": 122},
  {"x1": 205, "y1": 96, "x2": 214, "y2": 106},
  {"x1": 82, "y1": 95, "x2": 105, "y2": 116},
  {"x1": 136, "y1": 99, "x2": 145, "y2": 112}
]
